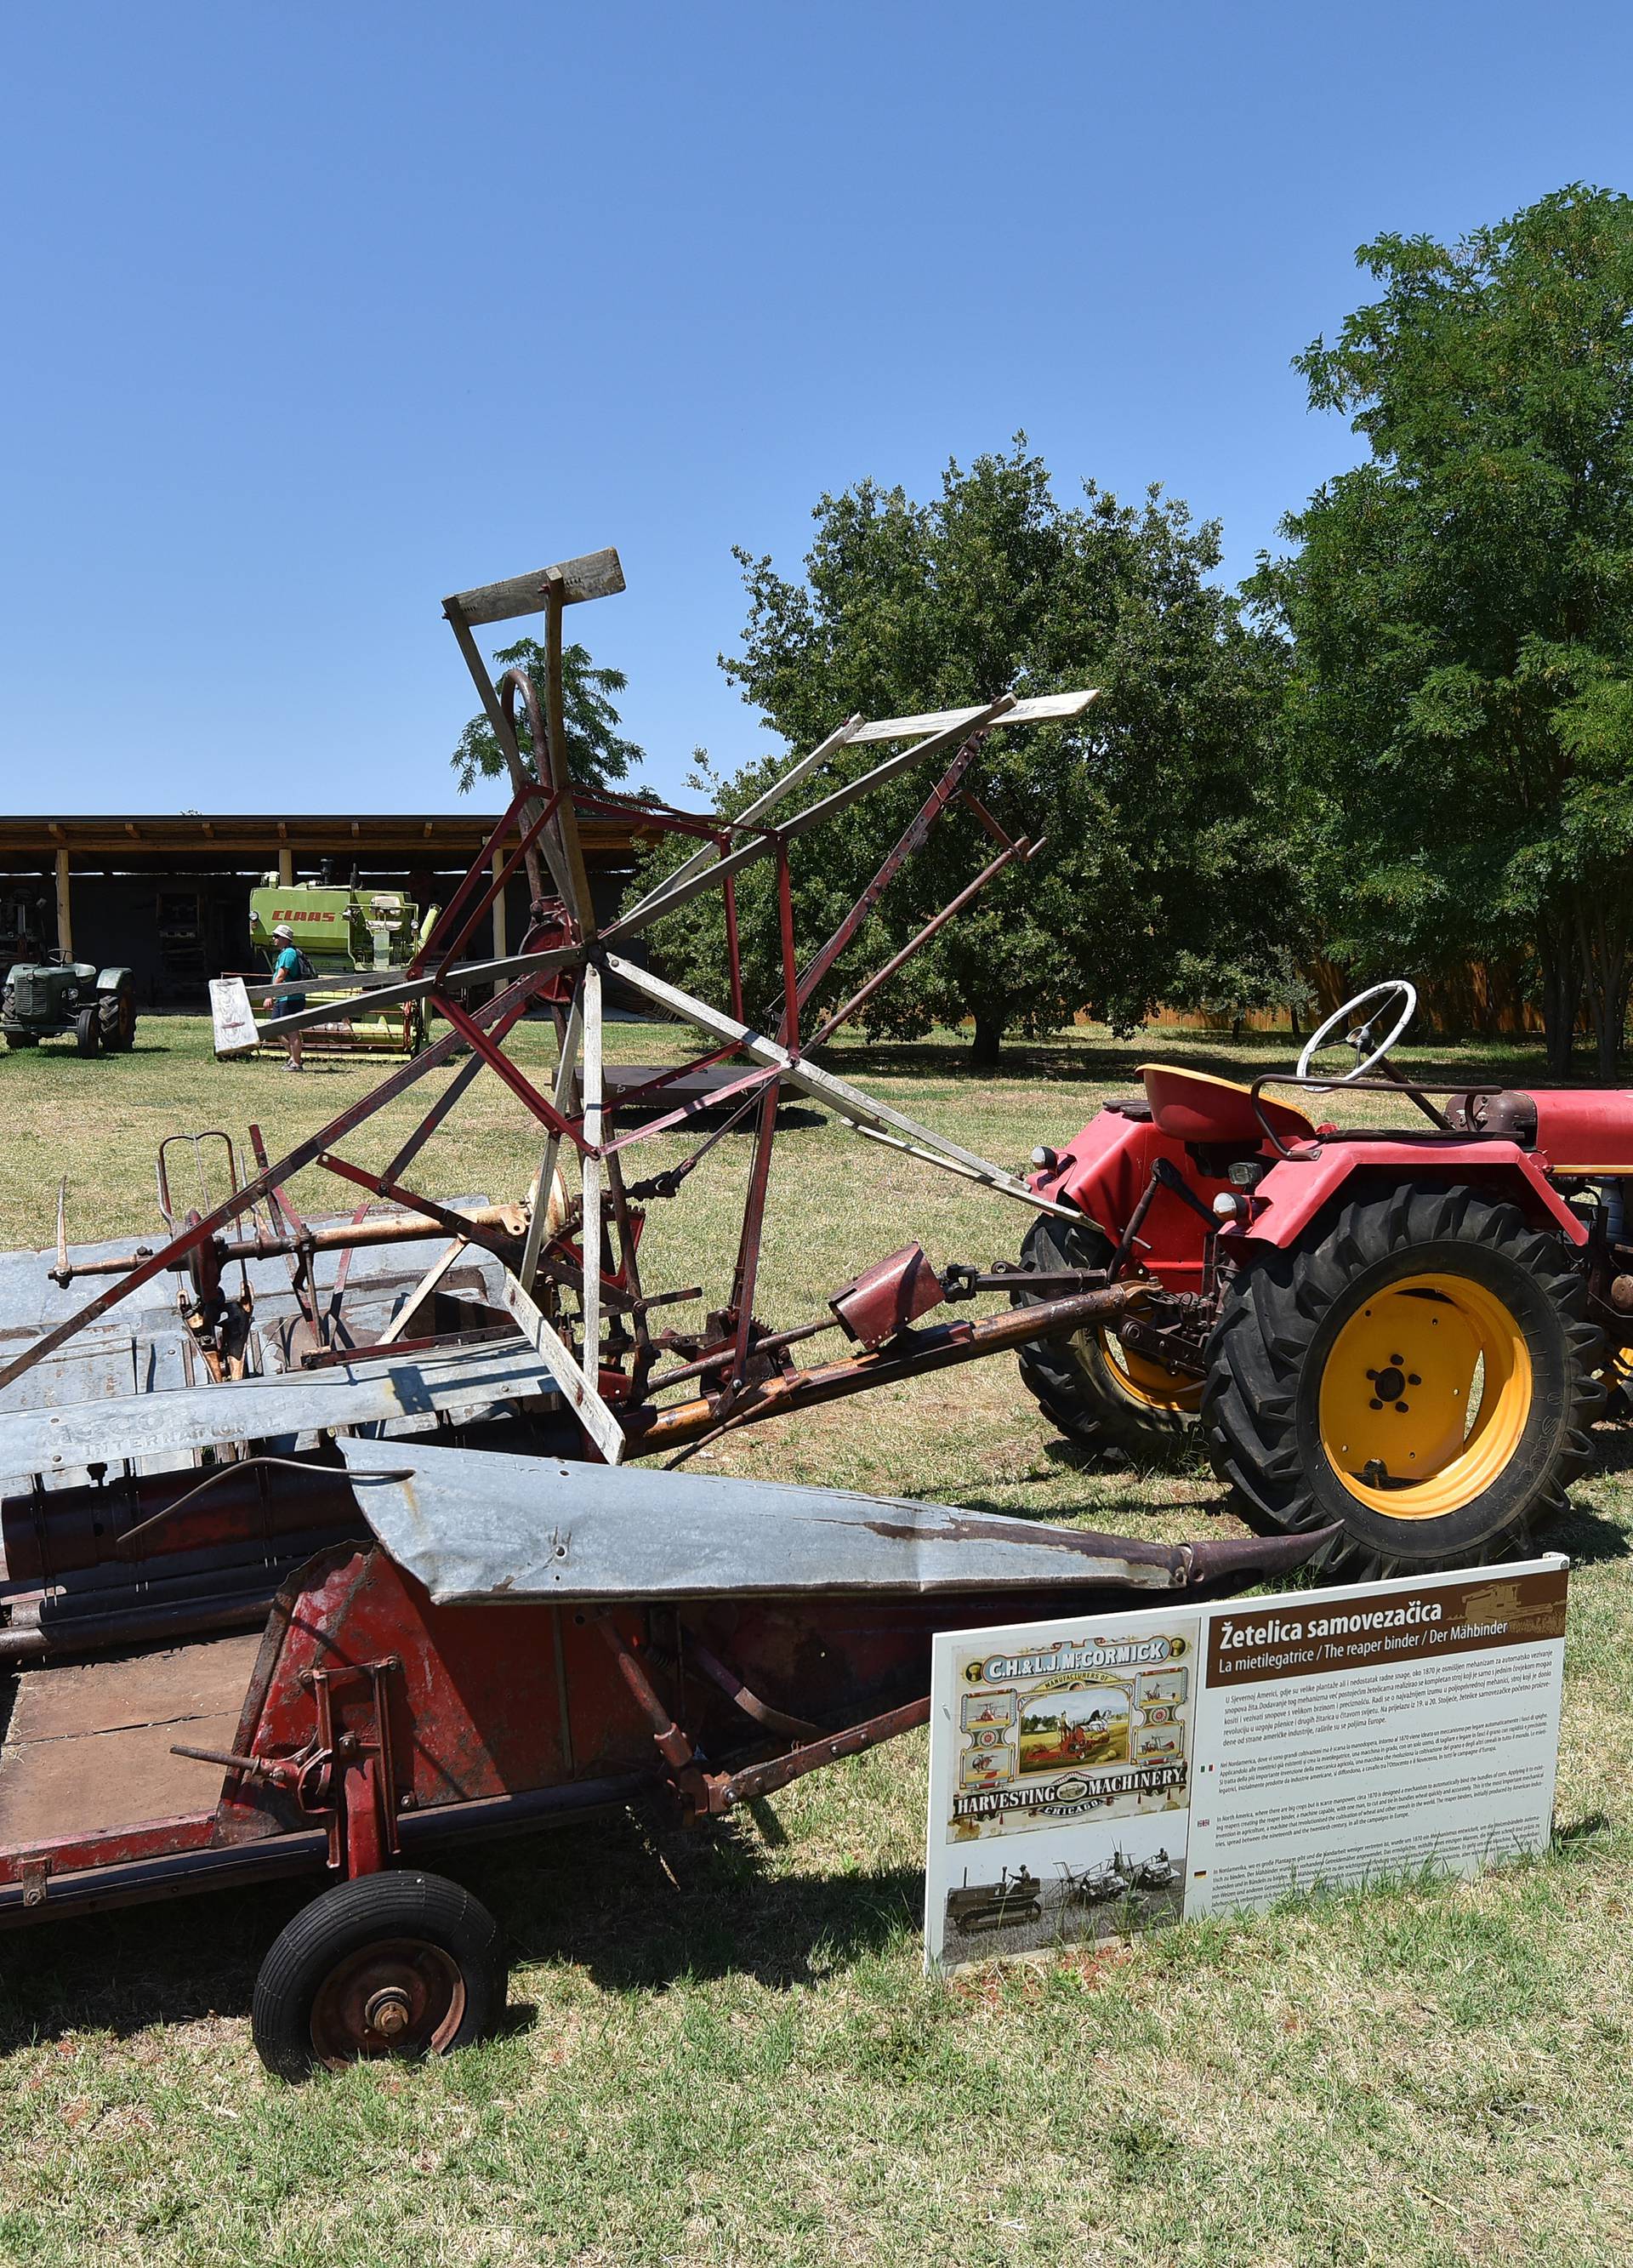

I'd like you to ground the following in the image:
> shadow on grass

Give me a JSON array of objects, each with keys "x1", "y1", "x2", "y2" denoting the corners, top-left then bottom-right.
[
  {"x1": 0, "y1": 1807, "x2": 919, "y2": 2052},
  {"x1": 816, "y1": 1032, "x2": 1561, "y2": 1090},
  {"x1": 0, "y1": 1874, "x2": 311, "y2": 2054},
  {"x1": 476, "y1": 1806, "x2": 920, "y2": 1994},
  {"x1": 1542, "y1": 1489, "x2": 1631, "y2": 1567},
  {"x1": 1036, "y1": 1436, "x2": 1215, "y2": 1484},
  {"x1": 1579, "y1": 1421, "x2": 1633, "y2": 1480}
]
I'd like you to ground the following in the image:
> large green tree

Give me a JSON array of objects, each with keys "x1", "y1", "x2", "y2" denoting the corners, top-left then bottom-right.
[
  {"x1": 452, "y1": 637, "x2": 644, "y2": 795},
  {"x1": 1251, "y1": 185, "x2": 1633, "y2": 1076},
  {"x1": 637, "y1": 442, "x2": 1300, "y2": 1063}
]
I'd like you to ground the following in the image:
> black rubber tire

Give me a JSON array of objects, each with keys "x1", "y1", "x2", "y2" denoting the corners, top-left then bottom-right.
[
  {"x1": 72, "y1": 1006, "x2": 100, "y2": 1057},
  {"x1": 1201, "y1": 1182, "x2": 1604, "y2": 1580},
  {"x1": 1010, "y1": 1212, "x2": 1201, "y2": 1464},
  {"x1": 98, "y1": 989, "x2": 136, "y2": 1050},
  {"x1": 2, "y1": 1028, "x2": 37, "y2": 1047},
  {"x1": 252, "y1": 1870, "x2": 508, "y2": 2082}
]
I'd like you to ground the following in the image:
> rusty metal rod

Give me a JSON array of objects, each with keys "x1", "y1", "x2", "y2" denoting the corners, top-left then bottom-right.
[
  {"x1": 592, "y1": 1616, "x2": 696, "y2": 1775},
  {"x1": 647, "y1": 1313, "x2": 839, "y2": 1392},
  {"x1": 681, "y1": 1632, "x2": 823, "y2": 1742},
  {"x1": 709, "y1": 1695, "x2": 932, "y2": 1809},
  {"x1": 50, "y1": 1202, "x2": 530, "y2": 1282},
  {"x1": 0, "y1": 1592, "x2": 276, "y2": 1662},
  {"x1": 784, "y1": 739, "x2": 979, "y2": 1022},
  {"x1": 623, "y1": 1283, "x2": 1146, "y2": 1452},
  {"x1": 808, "y1": 839, "x2": 1024, "y2": 1047}
]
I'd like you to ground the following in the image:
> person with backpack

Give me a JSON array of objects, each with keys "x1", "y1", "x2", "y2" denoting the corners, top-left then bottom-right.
[{"x1": 263, "y1": 921, "x2": 310, "y2": 1071}]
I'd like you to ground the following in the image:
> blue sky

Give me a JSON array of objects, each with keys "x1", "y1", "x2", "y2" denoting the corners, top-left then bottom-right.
[{"x1": 2, "y1": 3, "x2": 1630, "y2": 814}]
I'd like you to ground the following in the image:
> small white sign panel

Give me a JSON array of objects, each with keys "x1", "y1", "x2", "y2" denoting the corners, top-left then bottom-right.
[
  {"x1": 925, "y1": 1556, "x2": 1567, "y2": 1972},
  {"x1": 209, "y1": 976, "x2": 262, "y2": 1058}
]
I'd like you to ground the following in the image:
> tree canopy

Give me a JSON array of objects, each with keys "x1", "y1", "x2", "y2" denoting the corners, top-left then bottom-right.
[
  {"x1": 636, "y1": 442, "x2": 1300, "y2": 1063},
  {"x1": 1251, "y1": 185, "x2": 1633, "y2": 1074},
  {"x1": 452, "y1": 637, "x2": 644, "y2": 795}
]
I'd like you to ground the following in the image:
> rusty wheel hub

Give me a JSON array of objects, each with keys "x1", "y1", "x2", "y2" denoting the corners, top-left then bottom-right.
[
  {"x1": 310, "y1": 1936, "x2": 466, "y2": 2067},
  {"x1": 363, "y1": 1985, "x2": 413, "y2": 2039}
]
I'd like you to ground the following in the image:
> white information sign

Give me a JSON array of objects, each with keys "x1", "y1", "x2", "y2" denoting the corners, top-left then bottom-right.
[
  {"x1": 209, "y1": 976, "x2": 262, "y2": 1058},
  {"x1": 925, "y1": 1555, "x2": 1568, "y2": 1971}
]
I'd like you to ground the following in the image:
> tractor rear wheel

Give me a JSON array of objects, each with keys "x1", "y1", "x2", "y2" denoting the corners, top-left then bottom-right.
[
  {"x1": 1202, "y1": 1183, "x2": 1603, "y2": 1579},
  {"x1": 1011, "y1": 1212, "x2": 1201, "y2": 1463},
  {"x1": 98, "y1": 988, "x2": 136, "y2": 1050}
]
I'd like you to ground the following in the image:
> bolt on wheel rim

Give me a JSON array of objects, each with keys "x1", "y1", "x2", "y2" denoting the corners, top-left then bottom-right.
[
  {"x1": 309, "y1": 1937, "x2": 467, "y2": 2067},
  {"x1": 1317, "y1": 1274, "x2": 1533, "y2": 1519}
]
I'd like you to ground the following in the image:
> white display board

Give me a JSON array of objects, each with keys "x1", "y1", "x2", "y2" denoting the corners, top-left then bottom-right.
[
  {"x1": 925, "y1": 1555, "x2": 1567, "y2": 1971},
  {"x1": 209, "y1": 976, "x2": 261, "y2": 1058}
]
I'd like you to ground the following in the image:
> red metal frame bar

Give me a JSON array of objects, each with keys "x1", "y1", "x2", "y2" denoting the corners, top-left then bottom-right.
[
  {"x1": 599, "y1": 1063, "x2": 781, "y2": 1159},
  {"x1": 324, "y1": 1201, "x2": 377, "y2": 1342},
  {"x1": 604, "y1": 1148, "x2": 653, "y2": 1391},
  {"x1": 719, "y1": 843, "x2": 799, "y2": 1391},
  {"x1": 567, "y1": 787, "x2": 723, "y2": 841},
  {"x1": 497, "y1": 666, "x2": 569, "y2": 913},
  {"x1": 809, "y1": 841, "x2": 1025, "y2": 1047},
  {"x1": 430, "y1": 990, "x2": 590, "y2": 1155},
  {"x1": 620, "y1": 1077, "x2": 779, "y2": 1204},
  {"x1": 722, "y1": 874, "x2": 745, "y2": 1022},
  {"x1": 376, "y1": 994, "x2": 536, "y2": 1188},
  {"x1": 600, "y1": 1038, "x2": 748, "y2": 1116},
  {"x1": 407, "y1": 782, "x2": 537, "y2": 977},
  {"x1": 313, "y1": 1154, "x2": 521, "y2": 1256},
  {"x1": 430, "y1": 791, "x2": 564, "y2": 978},
  {"x1": 725, "y1": 1084, "x2": 780, "y2": 1392},
  {"x1": 247, "y1": 1122, "x2": 325, "y2": 1346},
  {"x1": 959, "y1": 788, "x2": 1018, "y2": 851}
]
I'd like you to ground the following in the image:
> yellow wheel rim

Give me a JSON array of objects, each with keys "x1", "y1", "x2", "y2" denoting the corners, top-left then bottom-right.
[
  {"x1": 1317, "y1": 1274, "x2": 1532, "y2": 1519},
  {"x1": 1097, "y1": 1330, "x2": 1204, "y2": 1416},
  {"x1": 1601, "y1": 1343, "x2": 1633, "y2": 1392}
]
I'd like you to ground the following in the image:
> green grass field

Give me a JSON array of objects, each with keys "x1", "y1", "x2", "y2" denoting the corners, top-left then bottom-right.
[{"x1": 0, "y1": 1017, "x2": 1628, "y2": 2265}]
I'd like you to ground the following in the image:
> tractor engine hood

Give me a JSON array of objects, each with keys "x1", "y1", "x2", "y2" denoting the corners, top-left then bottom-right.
[{"x1": 338, "y1": 1439, "x2": 1333, "y2": 1606}]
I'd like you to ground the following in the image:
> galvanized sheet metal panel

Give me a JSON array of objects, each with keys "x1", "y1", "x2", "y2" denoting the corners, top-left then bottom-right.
[
  {"x1": 0, "y1": 1200, "x2": 556, "y2": 1495},
  {"x1": 337, "y1": 1439, "x2": 1197, "y2": 1604},
  {"x1": 0, "y1": 1342, "x2": 560, "y2": 1482}
]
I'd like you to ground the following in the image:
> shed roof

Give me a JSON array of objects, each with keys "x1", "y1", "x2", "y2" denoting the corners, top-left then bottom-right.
[{"x1": 0, "y1": 811, "x2": 650, "y2": 864}]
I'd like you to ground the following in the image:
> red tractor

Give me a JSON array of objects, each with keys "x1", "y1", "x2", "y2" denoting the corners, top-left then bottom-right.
[{"x1": 1014, "y1": 982, "x2": 1618, "y2": 1579}]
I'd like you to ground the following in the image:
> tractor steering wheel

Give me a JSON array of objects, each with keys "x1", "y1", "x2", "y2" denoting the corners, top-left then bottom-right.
[{"x1": 1295, "y1": 980, "x2": 1418, "y2": 1088}]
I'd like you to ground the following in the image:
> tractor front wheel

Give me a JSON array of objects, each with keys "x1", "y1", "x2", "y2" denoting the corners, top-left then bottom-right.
[
  {"x1": 1012, "y1": 1212, "x2": 1202, "y2": 1463},
  {"x1": 1202, "y1": 1184, "x2": 1603, "y2": 1579},
  {"x1": 72, "y1": 1006, "x2": 100, "y2": 1056}
]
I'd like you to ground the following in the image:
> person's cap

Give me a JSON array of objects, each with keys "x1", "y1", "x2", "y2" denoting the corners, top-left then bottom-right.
[{"x1": 272, "y1": 922, "x2": 294, "y2": 940}]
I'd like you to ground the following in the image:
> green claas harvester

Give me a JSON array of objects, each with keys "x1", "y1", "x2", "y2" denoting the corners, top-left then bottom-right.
[
  {"x1": 2, "y1": 959, "x2": 136, "y2": 1056},
  {"x1": 213, "y1": 871, "x2": 439, "y2": 1059}
]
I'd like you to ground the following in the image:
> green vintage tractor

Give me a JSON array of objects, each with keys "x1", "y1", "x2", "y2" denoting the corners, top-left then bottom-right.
[{"x1": 2, "y1": 959, "x2": 137, "y2": 1055}]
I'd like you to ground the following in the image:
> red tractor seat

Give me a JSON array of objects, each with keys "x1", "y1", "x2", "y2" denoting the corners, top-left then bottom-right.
[{"x1": 1139, "y1": 1063, "x2": 1316, "y2": 1148}]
